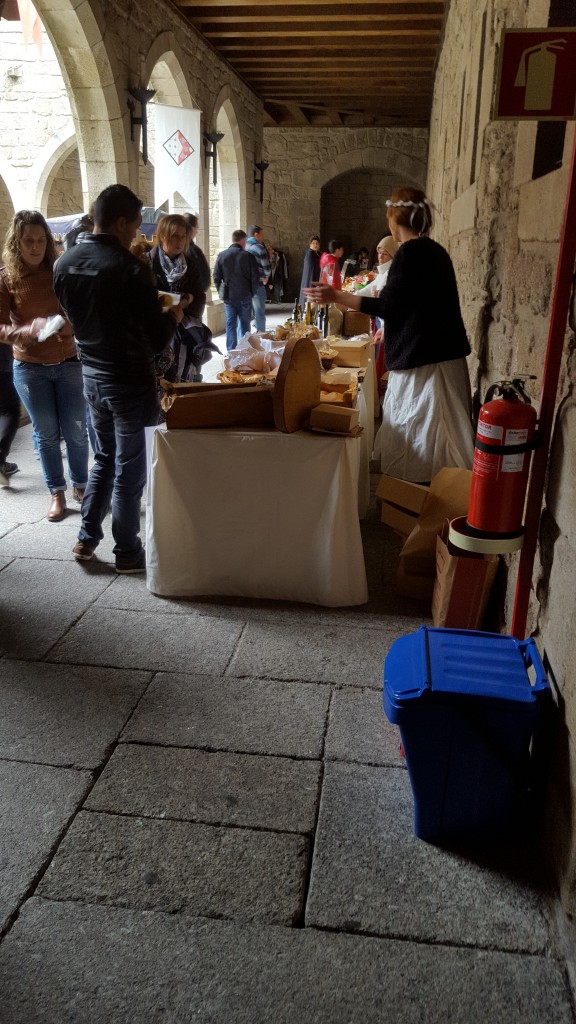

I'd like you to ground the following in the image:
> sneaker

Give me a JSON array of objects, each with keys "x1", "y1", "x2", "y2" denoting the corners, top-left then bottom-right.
[
  {"x1": 2, "y1": 462, "x2": 19, "y2": 476},
  {"x1": 115, "y1": 550, "x2": 146, "y2": 574},
  {"x1": 72, "y1": 540, "x2": 95, "y2": 561}
]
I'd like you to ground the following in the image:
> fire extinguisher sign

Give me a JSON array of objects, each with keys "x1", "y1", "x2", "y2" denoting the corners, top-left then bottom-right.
[{"x1": 495, "y1": 28, "x2": 576, "y2": 121}]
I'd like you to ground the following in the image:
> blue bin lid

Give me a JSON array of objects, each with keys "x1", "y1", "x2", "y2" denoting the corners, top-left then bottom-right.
[{"x1": 384, "y1": 627, "x2": 549, "y2": 720}]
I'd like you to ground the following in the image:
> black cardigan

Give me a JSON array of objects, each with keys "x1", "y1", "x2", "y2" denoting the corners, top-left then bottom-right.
[
  {"x1": 360, "y1": 236, "x2": 470, "y2": 370},
  {"x1": 148, "y1": 246, "x2": 206, "y2": 321}
]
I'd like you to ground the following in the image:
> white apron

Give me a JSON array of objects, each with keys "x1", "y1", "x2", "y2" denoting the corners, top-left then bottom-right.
[{"x1": 373, "y1": 357, "x2": 474, "y2": 482}]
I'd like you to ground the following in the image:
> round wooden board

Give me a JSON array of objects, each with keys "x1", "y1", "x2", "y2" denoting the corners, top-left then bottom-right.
[{"x1": 273, "y1": 336, "x2": 321, "y2": 433}]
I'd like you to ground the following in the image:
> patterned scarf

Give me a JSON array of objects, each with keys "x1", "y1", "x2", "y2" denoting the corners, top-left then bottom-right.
[{"x1": 158, "y1": 246, "x2": 187, "y2": 285}]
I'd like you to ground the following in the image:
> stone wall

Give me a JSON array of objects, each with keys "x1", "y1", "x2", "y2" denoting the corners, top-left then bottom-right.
[
  {"x1": 427, "y1": 0, "x2": 576, "y2": 918},
  {"x1": 262, "y1": 126, "x2": 428, "y2": 300}
]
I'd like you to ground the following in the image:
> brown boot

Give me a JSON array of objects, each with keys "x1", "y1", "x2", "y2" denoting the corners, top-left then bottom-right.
[{"x1": 47, "y1": 491, "x2": 66, "y2": 522}]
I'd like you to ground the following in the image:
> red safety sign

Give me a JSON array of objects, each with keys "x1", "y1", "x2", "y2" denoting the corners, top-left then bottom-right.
[{"x1": 495, "y1": 28, "x2": 576, "y2": 120}]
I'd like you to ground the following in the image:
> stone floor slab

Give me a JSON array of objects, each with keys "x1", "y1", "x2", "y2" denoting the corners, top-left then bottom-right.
[
  {"x1": 226, "y1": 620, "x2": 403, "y2": 687},
  {"x1": 0, "y1": 898, "x2": 572, "y2": 1024},
  {"x1": 325, "y1": 686, "x2": 406, "y2": 766},
  {"x1": 38, "y1": 810, "x2": 308, "y2": 925},
  {"x1": 122, "y1": 671, "x2": 329, "y2": 757},
  {"x1": 0, "y1": 558, "x2": 115, "y2": 660},
  {"x1": 86, "y1": 743, "x2": 321, "y2": 833},
  {"x1": 306, "y1": 762, "x2": 551, "y2": 953},
  {"x1": 0, "y1": 662, "x2": 151, "y2": 768},
  {"x1": 47, "y1": 608, "x2": 244, "y2": 673},
  {"x1": 0, "y1": 762, "x2": 90, "y2": 932}
]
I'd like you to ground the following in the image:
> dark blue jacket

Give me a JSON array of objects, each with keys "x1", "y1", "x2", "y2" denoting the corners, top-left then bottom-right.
[{"x1": 213, "y1": 244, "x2": 259, "y2": 302}]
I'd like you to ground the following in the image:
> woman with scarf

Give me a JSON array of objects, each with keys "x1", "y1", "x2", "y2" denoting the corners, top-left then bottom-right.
[
  {"x1": 147, "y1": 215, "x2": 206, "y2": 382},
  {"x1": 305, "y1": 187, "x2": 474, "y2": 483}
]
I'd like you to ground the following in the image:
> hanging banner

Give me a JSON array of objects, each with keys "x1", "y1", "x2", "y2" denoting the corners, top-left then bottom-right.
[{"x1": 154, "y1": 103, "x2": 201, "y2": 211}]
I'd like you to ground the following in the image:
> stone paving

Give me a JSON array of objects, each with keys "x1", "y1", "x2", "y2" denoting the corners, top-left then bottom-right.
[{"x1": 0, "y1": 315, "x2": 574, "y2": 1021}]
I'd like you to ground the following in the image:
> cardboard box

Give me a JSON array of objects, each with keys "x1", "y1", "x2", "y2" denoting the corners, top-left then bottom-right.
[
  {"x1": 163, "y1": 383, "x2": 275, "y2": 429},
  {"x1": 376, "y1": 475, "x2": 429, "y2": 537},
  {"x1": 309, "y1": 404, "x2": 359, "y2": 433},
  {"x1": 330, "y1": 337, "x2": 371, "y2": 368},
  {"x1": 432, "y1": 527, "x2": 498, "y2": 630},
  {"x1": 399, "y1": 468, "x2": 472, "y2": 578}
]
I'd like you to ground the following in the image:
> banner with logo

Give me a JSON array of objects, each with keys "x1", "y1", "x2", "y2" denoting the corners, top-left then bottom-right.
[{"x1": 154, "y1": 104, "x2": 201, "y2": 212}]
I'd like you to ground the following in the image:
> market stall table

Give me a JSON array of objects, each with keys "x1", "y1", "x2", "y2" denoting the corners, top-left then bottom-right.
[{"x1": 146, "y1": 426, "x2": 368, "y2": 606}]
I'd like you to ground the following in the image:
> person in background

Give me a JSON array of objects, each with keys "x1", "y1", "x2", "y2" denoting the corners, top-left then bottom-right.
[
  {"x1": 146, "y1": 214, "x2": 206, "y2": 382},
  {"x1": 355, "y1": 235, "x2": 398, "y2": 297},
  {"x1": 305, "y1": 186, "x2": 474, "y2": 483},
  {"x1": 63, "y1": 212, "x2": 94, "y2": 250},
  {"x1": 0, "y1": 337, "x2": 20, "y2": 488},
  {"x1": 183, "y1": 213, "x2": 211, "y2": 293},
  {"x1": 53, "y1": 184, "x2": 188, "y2": 573},
  {"x1": 298, "y1": 234, "x2": 321, "y2": 307},
  {"x1": 213, "y1": 230, "x2": 260, "y2": 351},
  {"x1": 342, "y1": 245, "x2": 370, "y2": 280},
  {"x1": 0, "y1": 210, "x2": 88, "y2": 518},
  {"x1": 319, "y1": 239, "x2": 344, "y2": 290},
  {"x1": 245, "y1": 225, "x2": 271, "y2": 332}
]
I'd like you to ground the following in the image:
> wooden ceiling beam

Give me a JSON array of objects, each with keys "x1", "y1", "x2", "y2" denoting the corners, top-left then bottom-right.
[
  {"x1": 190, "y1": 13, "x2": 443, "y2": 25},
  {"x1": 180, "y1": 0, "x2": 442, "y2": 7},
  {"x1": 203, "y1": 28, "x2": 440, "y2": 37}
]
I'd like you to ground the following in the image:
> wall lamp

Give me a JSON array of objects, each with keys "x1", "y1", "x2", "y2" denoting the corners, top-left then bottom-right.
[
  {"x1": 254, "y1": 160, "x2": 269, "y2": 204},
  {"x1": 203, "y1": 131, "x2": 225, "y2": 186},
  {"x1": 127, "y1": 84, "x2": 156, "y2": 165}
]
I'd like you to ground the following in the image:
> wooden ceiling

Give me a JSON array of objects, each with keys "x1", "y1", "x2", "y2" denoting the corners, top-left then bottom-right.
[{"x1": 176, "y1": 0, "x2": 446, "y2": 127}]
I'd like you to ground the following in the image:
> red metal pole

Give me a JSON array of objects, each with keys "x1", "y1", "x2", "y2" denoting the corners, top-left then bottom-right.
[{"x1": 511, "y1": 126, "x2": 576, "y2": 639}]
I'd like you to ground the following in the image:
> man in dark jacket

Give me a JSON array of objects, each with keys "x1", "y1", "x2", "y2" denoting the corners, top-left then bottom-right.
[
  {"x1": 213, "y1": 229, "x2": 259, "y2": 350},
  {"x1": 0, "y1": 343, "x2": 20, "y2": 487},
  {"x1": 53, "y1": 184, "x2": 187, "y2": 574}
]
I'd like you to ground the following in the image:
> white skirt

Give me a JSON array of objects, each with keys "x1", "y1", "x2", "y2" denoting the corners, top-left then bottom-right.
[{"x1": 373, "y1": 357, "x2": 475, "y2": 482}]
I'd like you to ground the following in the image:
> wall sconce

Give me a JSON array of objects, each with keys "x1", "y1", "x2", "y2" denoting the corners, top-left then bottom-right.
[
  {"x1": 127, "y1": 84, "x2": 156, "y2": 165},
  {"x1": 254, "y1": 161, "x2": 269, "y2": 204},
  {"x1": 203, "y1": 131, "x2": 225, "y2": 186}
]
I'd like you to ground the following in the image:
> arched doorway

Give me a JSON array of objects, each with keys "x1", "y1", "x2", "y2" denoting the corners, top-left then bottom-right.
[{"x1": 321, "y1": 167, "x2": 400, "y2": 266}]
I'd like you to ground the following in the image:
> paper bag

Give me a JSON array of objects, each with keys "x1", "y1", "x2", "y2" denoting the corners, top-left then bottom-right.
[{"x1": 432, "y1": 523, "x2": 498, "y2": 629}]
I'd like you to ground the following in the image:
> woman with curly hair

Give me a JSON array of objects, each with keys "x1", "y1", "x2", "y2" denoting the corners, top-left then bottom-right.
[
  {"x1": 0, "y1": 210, "x2": 88, "y2": 519},
  {"x1": 305, "y1": 186, "x2": 474, "y2": 483}
]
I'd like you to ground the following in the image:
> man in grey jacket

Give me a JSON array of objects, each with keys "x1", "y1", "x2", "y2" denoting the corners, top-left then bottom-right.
[{"x1": 213, "y1": 230, "x2": 259, "y2": 351}]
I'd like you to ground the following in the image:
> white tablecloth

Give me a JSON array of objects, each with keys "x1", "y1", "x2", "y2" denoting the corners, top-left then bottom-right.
[{"x1": 146, "y1": 427, "x2": 368, "y2": 606}]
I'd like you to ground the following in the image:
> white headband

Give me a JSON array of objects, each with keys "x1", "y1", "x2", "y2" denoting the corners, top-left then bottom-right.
[{"x1": 385, "y1": 199, "x2": 431, "y2": 235}]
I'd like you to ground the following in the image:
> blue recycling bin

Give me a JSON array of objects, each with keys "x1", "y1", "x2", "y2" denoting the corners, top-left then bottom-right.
[{"x1": 383, "y1": 627, "x2": 550, "y2": 844}]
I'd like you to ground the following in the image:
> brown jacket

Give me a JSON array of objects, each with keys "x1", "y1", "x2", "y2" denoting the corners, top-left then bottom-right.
[{"x1": 0, "y1": 263, "x2": 76, "y2": 365}]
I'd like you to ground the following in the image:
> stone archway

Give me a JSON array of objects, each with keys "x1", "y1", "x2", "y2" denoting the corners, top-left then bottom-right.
[
  {"x1": 208, "y1": 87, "x2": 246, "y2": 263},
  {"x1": 321, "y1": 167, "x2": 401, "y2": 265},
  {"x1": 34, "y1": 0, "x2": 130, "y2": 202},
  {"x1": 31, "y1": 132, "x2": 80, "y2": 215}
]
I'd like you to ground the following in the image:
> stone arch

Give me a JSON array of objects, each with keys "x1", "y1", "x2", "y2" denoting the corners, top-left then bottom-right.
[
  {"x1": 315, "y1": 142, "x2": 426, "y2": 194},
  {"x1": 207, "y1": 86, "x2": 246, "y2": 262},
  {"x1": 32, "y1": 131, "x2": 79, "y2": 213},
  {"x1": 33, "y1": 0, "x2": 130, "y2": 202},
  {"x1": 0, "y1": 155, "x2": 17, "y2": 247}
]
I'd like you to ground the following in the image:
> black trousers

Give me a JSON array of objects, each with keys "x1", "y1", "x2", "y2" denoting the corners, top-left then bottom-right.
[{"x1": 0, "y1": 368, "x2": 20, "y2": 465}]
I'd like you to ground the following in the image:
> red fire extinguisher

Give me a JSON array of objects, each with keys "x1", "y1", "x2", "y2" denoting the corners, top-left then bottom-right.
[{"x1": 467, "y1": 380, "x2": 538, "y2": 537}]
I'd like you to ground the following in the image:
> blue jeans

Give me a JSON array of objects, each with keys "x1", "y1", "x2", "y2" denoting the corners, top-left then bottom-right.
[
  {"x1": 13, "y1": 359, "x2": 88, "y2": 493},
  {"x1": 225, "y1": 298, "x2": 252, "y2": 351},
  {"x1": 251, "y1": 284, "x2": 267, "y2": 332},
  {"x1": 80, "y1": 376, "x2": 159, "y2": 558}
]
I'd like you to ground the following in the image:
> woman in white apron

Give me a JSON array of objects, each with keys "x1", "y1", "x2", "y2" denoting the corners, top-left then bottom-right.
[{"x1": 305, "y1": 187, "x2": 474, "y2": 483}]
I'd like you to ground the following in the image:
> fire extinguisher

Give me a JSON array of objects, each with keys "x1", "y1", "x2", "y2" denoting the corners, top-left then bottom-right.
[{"x1": 467, "y1": 379, "x2": 538, "y2": 538}]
